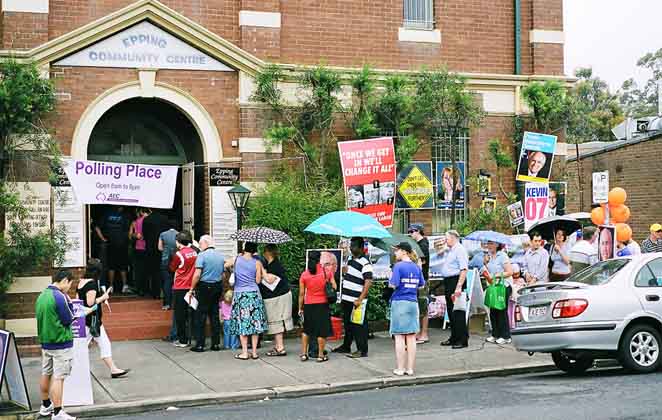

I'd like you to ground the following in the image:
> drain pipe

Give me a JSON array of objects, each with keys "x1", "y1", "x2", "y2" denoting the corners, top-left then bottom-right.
[{"x1": 514, "y1": 0, "x2": 521, "y2": 75}]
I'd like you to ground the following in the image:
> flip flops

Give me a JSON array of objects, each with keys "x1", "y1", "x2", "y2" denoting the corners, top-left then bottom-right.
[
  {"x1": 317, "y1": 355, "x2": 329, "y2": 363},
  {"x1": 266, "y1": 348, "x2": 287, "y2": 357},
  {"x1": 234, "y1": 353, "x2": 249, "y2": 360}
]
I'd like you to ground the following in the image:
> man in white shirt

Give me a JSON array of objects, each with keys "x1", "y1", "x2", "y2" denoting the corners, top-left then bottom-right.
[
  {"x1": 569, "y1": 227, "x2": 599, "y2": 273},
  {"x1": 524, "y1": 232, "x2": 550, "y2": 285}
]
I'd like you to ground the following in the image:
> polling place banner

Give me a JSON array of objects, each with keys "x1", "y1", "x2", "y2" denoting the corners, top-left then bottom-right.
[
  {"x1": 338, "y1": 137, "x2": 396, "y2": 227},
  {"x1": 63, "y1": 159, "x2": 179, "y2": 208}
]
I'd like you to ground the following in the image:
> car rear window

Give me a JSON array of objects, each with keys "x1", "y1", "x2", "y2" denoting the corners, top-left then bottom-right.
[{"x1": 567, "y1": 259, "x2": 630, "y2": 286}]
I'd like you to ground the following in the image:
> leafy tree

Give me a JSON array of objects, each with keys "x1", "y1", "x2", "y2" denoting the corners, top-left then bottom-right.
[
  {"x1": 521, "y1": 80, "x2": 573, "y2": 135},
  {"x1": 620, "y1": 48, "x2": 662, "y2": 117},
  {"x1": 568, "y1": 68, "x2": 624, "y2": 143},
  {"x1": 252, "y1": 64, "x2": 344, "y2": 185},
  {"x1": 0, "y1": 60, "x2": 67, "y2": 306},
  {"x1": 413, "y1": 68, "x2": 484, "y2": 226},
  {"x1": 347, "y1": 66, "x2": 378, "y2": 139},
  {"x1": 487, "y1": 138, "x2": 515, "y2": 199}
]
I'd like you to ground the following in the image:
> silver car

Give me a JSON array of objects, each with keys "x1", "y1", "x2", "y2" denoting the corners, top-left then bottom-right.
[{"x1": 513, "y1": 253, "x2": 662, "y2": 374}]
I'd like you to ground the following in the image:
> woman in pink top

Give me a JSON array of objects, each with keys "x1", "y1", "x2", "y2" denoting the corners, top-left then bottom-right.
[
  {"x1": 129, "y1": 208, "x2": 150, "y2": 295},
  {"x1": 298, "y1": 251, "x2": 336, "y2": 362}
]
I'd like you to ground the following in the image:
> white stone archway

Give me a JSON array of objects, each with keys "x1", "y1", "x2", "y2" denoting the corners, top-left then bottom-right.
[{"x1": 71, "y1": 76, "x2": 222, "y2": 161}]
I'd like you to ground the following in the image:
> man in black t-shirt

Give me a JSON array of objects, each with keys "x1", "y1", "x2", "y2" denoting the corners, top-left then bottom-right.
[
  {"x1": 95, "y1": 206, "x2": 130, "y2": 293},
  {"x1": 408, "y1": 223, "x2": 430, "y2": 344}
]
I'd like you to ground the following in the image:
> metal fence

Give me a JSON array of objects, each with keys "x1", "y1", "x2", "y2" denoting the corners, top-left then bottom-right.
[{"x1": 403, "y1": 0, "x2": 435, "y2": 30}]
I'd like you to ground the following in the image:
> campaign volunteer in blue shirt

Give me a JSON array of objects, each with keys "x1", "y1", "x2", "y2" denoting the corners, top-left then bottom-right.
[
  {"x1": 189, "y1": 235, "x2": 225, "y2": 352},
  {"x1": 388, "y1": 242, "x2": 425, "y2": 376}
]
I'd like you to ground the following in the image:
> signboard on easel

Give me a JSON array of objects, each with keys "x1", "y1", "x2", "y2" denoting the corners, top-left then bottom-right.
[
  {"x1": 443, "y1": 269, "x2": 485, "y2": 325},
  {"x1": 0, "y1": 330, "x2": 31, "y2": 411}
]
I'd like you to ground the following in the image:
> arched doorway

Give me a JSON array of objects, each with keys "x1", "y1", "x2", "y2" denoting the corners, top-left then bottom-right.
[{"x1": 87, "y1": 98, "x2": 206, "y2": 256}]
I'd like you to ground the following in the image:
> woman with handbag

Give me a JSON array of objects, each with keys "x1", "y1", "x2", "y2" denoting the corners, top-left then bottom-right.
[
  {"x1": 77, "y1": 259, "x2": 130, "y2": 378},
  {"x1": 388, "y1": 242, "x2": 425, "y2": 376},
  {"x1": 260, "y1": 244, "x2": 294, "y2": 357},
  {"x1": 298, "y1": 251, "x2": 337, "y2": 362},
  {"x1": 482, "y1": 241, "x2": 514, "y2": 345}
]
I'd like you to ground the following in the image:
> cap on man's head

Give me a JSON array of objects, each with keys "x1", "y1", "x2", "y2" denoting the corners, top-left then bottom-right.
[
  {"x1": 408, "y1": 223, "x2": 424, "y2": 233},
  {"x1": 393, "y1": 241, "x2": 413, "y2": 253},
  {"x1": 651, "y1": 223, "x2": 662, "y2": 233}
]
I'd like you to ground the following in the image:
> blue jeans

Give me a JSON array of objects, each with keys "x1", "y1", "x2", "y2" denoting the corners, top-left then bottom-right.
[
  {"x1": 223, "y1": 321, "x2": 239, "y2": 350},
  {"x1": 169, "y1": 309, "x2": 177, "y2": 340},
  {"x1": 161, "y1": 267, "x2": 174, "y2": 307}
]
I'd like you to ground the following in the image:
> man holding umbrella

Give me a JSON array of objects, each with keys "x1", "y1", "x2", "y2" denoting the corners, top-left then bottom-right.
[{"x1": 438, "y1": 230, "x2": 469, "y2": 349}]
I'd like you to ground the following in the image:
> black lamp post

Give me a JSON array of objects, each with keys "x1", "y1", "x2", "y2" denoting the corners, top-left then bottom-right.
[{"x1": 227, "y1": 184, "x2": 251, "y2": 249}]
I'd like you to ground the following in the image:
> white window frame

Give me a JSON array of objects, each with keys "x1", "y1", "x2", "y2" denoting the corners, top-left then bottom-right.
[{"x1": 403, "y1": 0, "x2": 435, "y2": 30}]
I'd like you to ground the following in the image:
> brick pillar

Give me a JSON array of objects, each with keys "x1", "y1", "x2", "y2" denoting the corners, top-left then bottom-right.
[
  {"x1": 529, "y1": 0, "x2": 564, "y2": 75},
  {"x1": 239, "y1": 0, "x2": 281, "y2": 60},
  {"x1": 1, "y1": 0, "x2": 49, "y2": 49}
]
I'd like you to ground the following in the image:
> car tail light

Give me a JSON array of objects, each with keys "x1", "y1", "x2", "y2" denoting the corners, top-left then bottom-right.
[
  {"x1": 552, "y1": 299, "x2": 588, "y2": 319},
  {"x1": 515, "y1": 305, "x2": 522, "y2": 322}
]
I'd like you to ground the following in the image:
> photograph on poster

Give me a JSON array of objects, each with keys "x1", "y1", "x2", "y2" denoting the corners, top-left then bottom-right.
[
  {"x1": 363, "y1": 182, "x2": 380, "y2": 206},
  {"x1": 481, "y1": 197, "x2": 497, "y2": 213},
  {"x1": 379, "y1": 181, "x2": 395, "y2": 205},
  {"x1": 306, "y1": 249, "x2": 344, "y2": 285},
  {"x1": 598, "y1": 225, "x2": 616, "y2": 261},
  {"x1": 436, "y1": 162, "x2": 465, "y2": 209},
  {"x1": 547, "y1": 182, "x2": 566, "y2": 216},
  {"x1": 347, "y1": 185, "x2": 365, "y2": 209}
]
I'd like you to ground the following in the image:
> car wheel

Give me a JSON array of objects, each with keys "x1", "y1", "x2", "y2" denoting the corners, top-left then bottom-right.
[
  {"x1": 619, "y1": 324, "x2": 662, "y2": 373},
  {"x1": 551, "y1": 351, "x2": 594, "y2": 375}
]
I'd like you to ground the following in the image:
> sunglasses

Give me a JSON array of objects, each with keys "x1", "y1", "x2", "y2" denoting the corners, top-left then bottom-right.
[{"x1": 408, "y1": 230, "x2": 417, "y2": 234}]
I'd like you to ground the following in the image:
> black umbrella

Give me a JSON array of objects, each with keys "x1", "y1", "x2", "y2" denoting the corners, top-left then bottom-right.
[
  {"x1": 230, "y1": 227, "x2": 292, "y2": 244},
  {"x1": 527, "y1": 215, "x2": 581, "y2": 240}
]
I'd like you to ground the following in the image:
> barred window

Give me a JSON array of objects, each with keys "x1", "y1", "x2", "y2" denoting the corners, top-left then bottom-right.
[
  {"x1": 431, "y1": 130, "x2": 469, "y2": 233},
  {"x1": 403, "y1": 0, "x2": 434, "y2": 30}
]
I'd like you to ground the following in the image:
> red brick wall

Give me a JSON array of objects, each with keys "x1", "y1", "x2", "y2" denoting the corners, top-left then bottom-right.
[
  {"x1": 48, "y1": 0, "x2": 240, "y2": 43},
  {"x1": 48, "y1": 66, "x2": 240, "y2": 159},
  {"x1": 530, "y1": 0, "x2": 564, "y2": 74},
  {"x1": 531, "y1": 0, "x2": 563, "y2": 30},
  {"x1": 1, "y1": 12, "x2": 49, "y2": 49},
  {"x1": 532, "y1": 43, "x2": 564, "y2": 75},
  {"x1": 241, "y1": 26, "x2": 281, "y2": 60},
  {"x1": 241, "y1": 0, "x2": 280, "y2": 12},
  {"x1": 565, "y1": 137, "x2": 662, "y2": 242}
]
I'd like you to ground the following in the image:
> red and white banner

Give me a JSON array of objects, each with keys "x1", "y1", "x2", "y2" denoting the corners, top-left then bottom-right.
[{"x1": 338, "y1": 137, "x2": 397, "y2": 227}]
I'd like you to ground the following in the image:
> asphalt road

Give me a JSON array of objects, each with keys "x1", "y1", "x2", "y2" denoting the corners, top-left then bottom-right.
[{"x1": 105, "y1": 369, "x2": 662, "y2": 420}]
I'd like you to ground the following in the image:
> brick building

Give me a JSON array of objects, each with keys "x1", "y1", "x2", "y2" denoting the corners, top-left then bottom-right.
[
  {"x1": 1, "y1": 0, "x2": 568, "y2": 341},
  {"x1": 566, "y1": 132, "x2": 662, "y2": 243}
]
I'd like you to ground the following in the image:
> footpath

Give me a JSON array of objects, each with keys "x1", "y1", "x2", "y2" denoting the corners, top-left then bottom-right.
[{"x1": 12, "y1": 329, "x2": 553, "y2": 419}]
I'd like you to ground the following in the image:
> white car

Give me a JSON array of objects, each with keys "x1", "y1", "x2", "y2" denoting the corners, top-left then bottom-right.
[{"x1": 513, "y1": 254, "x2": 662, "y2": 374}]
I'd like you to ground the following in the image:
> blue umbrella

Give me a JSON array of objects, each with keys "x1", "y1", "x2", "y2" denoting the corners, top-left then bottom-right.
[
  {"x1": 464, "y1": 230, "x2": 513, "y2": 246},
  {"x1": 305, "y1": 211, "x2": 392, "y2": 239}
]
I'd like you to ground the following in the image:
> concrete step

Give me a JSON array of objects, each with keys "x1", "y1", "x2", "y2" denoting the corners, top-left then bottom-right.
[{"x1": 106, "y1": 324, "x2": 172, "y2": 341}]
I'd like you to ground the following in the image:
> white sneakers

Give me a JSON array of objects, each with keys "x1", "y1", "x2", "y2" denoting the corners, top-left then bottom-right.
[
  {"x1": 173, "y1": 341, "x2": 188, "y2": 348},
  {"x1": 39, "y1": 402, "x2": 53, "y2": 416},
  {"x1": 485, "y1": 336, "x2": 496, "y2": 343},
  {"x1": 393, "y1": 369, "x2": 415, "y2": 376},
  {"x1": 122, "y1": 284, "x2": 130, "y2": 294},
  {"x1": 52, "y1": 409, "x2": 76, "y2": 420},
  {"x1": 495, "y1": 338, "x2": 512, "y2": 345}
]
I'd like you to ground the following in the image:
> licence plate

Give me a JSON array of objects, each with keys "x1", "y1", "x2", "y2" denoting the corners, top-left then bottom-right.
[{"x1": 528, "y1": 305, "x2": 548, "y2": 320}]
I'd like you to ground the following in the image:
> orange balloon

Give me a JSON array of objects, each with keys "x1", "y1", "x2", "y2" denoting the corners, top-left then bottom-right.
[
  {"x1": 591, "y1": 207, "x2": 605, "y2": 225},
  {"x1": 610, "y1": 204, "x2": 631, "y2": 223},
  {"x1": 616, "y1": 223, "x2": 632, "y2": 242},
  {"x1": 608, "y1": 187, "x2": 627, "y2": 206}
]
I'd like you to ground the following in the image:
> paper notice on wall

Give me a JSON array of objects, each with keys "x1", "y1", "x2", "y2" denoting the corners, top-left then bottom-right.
[
  {"x1": 54, "y1": 187, "x2": 86, "y2": 268},
  {"x1": 3, "y1": 182, "x2": 51, "y2": 235}
]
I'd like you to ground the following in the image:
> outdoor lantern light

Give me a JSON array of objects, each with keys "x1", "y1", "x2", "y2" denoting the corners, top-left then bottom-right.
[{"x1": 227, "y1": 184, "x2": 251, "y2": 211}]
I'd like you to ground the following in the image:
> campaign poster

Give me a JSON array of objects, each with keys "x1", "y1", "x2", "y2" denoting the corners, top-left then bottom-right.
[
  {"x1": 516, "y1": 132, "x2": 557, "y2": 183},
  {"x1": 547, "y1": 182, "x2": 567, "y2": 217},
  {"x1": 524, "y1": 183, "x2": 549, "y2": 231},
  {"x1": 481, "y1": 197, "x2": 497, "y2": 213},
  {"x1": 507, "y1": 201, "x2": 525, "y2": 227},
  {"x1": 306, "y1": 249, "x2": 344, "y2": 288},
  {"x1": 62, "y1": 159, "x2": 179, "y2": 208},
  {"x1": 436, "y1": 161, "x2": 465, "y2": 209},
  {"x1": 396, "y1": 161, "x2": 434, "y2": 209},
  {"x1": 338, "y1": 138, "x2": 397, "y2": 227},
  {"x1": 598, "y1": 225, "x2": 616, "y2": 261}
]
